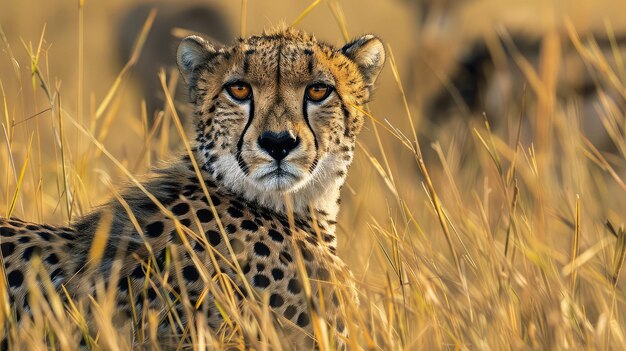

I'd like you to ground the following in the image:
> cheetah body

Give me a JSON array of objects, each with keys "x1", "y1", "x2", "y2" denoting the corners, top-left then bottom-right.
[{"x1": 0, "y1": 28, "x2": 385, "y2": 348}]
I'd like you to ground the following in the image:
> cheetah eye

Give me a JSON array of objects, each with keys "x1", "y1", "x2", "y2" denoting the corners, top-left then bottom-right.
[
  {"x1": 225, "y1": 81, "x2": 252, "y2": 101},
  {"x1": 305, "y1": 83, "x2": 333, "y2": 102}
]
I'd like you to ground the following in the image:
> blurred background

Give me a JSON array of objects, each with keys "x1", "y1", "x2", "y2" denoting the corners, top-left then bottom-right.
[{"x1": 1, "y1": 1, "x2": 626, "y2": 348}]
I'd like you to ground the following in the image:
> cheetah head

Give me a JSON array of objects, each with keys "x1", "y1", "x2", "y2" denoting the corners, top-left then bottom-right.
[{"x1": 177, "y1": 28, "x2": 384, "y2": 213}]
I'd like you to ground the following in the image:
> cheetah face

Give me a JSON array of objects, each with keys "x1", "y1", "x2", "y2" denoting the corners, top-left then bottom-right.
[{"x1": 177, "y1": 29, "x2": 384, "y2": 200}]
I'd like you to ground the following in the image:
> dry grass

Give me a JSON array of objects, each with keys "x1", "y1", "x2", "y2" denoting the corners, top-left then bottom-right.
[{"x1": 1, "y1": 0, "x2": 626, "y2": 349}]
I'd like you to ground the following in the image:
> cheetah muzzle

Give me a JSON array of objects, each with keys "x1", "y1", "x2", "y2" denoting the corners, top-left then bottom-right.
[{"x1": 0, "y1": 27, "x2": 385, "y2": 349}]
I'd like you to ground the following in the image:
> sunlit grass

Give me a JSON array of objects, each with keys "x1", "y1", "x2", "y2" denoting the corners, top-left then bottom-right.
[{"x1": 1, "y1": 1, "x2": 625, "y2": 350}]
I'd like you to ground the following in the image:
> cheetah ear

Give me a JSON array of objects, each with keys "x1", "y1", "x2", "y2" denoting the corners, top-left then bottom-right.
[
  {"x1": 341, "y1": 35, "x2": 386, "y2": 88},
  {"x1": 176, "y1": 35, "x2": 219, "y2": 84}
]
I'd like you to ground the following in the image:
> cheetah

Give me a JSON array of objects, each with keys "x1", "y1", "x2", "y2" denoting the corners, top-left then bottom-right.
[{"x1": 0, "y1": 27, "x2": 385, "y2": 348}]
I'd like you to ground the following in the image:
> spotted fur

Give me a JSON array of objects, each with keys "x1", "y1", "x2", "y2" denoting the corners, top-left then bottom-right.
[{"x1": 0, "y1": 27, "x2": 385, "y2": 348}]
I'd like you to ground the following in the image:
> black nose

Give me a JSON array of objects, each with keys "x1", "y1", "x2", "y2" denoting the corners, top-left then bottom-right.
[{"x1": 258, "y1": 131, "x2": 300, "y2": 161}]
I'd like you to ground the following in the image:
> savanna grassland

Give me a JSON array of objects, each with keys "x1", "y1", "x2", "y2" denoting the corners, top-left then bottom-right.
[{"x1": 0, "y1": 0, "x2": 625, "y2": 349}]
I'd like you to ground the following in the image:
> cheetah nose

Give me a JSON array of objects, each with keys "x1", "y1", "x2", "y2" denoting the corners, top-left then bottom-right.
[{"x1": 258, "y1": 131, "x2": 300, "y2": 161}]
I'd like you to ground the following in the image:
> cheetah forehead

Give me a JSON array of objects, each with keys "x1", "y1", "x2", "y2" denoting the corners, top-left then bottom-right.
[{"x1": 230, "y1": 29, "x2": 341, "y2": 86}]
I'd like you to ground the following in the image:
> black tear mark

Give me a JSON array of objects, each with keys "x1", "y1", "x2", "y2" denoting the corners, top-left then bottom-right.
[{"x1": 236, "y1": 98, "x2": 255, "y2": 175}]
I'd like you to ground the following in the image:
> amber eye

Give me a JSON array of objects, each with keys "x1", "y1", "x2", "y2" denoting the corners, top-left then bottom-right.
[
  {"x1": 225, "y1": 81, "x2": 252, "y2": 101},
  {"x1": 306, "y1": 83, "x2": 332, "y2": 102}
]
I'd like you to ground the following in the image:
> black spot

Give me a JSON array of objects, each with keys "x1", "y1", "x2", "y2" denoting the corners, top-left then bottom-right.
[
  {"x1": 59, "y1": 232, "x2": 75, "y2": 240},
  {"x1": 196, "y1": 209, "x2": 214, "y2": 223},
  {"x1": 256, "y1": 263, "x2": 265, "y2": 272},
  {"x1": 317, "y1": 268, "x2": 330, "y2": 280},
  {"x1": 242, "y1": 263, "x2": 251, "y2": 274},
  {"x1": 269, "y1": 293, "x2": 284, "y2": 307},
  {"x1": 287, "y1": 279, "x2": 301, "y2": 294},
  {"x1": 193, "y1": 241, "x2": 206, "y2": 252},
  {"x1": 7, "y1": 270, "x2": 23, "y2": 288},
  {"x1": 18, "y1": 236, "x2": 30, "y2": 243},
  {"x1": 226, "y1": 224, "x2": 237, "y2": 234},
  {"x1": 254, "y1": 242, "x2": 270, "y2": 257},
  {"x1": 45, "y1": 253, "x2": 60, "y2": 265},
  {"x1": 241, "y1": 220, "x2": 258, "y2": 232},
  {"x1": 295, "y1": 219, "x2": 307, "y2": 228},
  {"x1": 337, "y1": 319, "x2": 345, "y2": 333},
  {"x1": 118, "y1": 277, "x2": 130, "y2": 292},
  {"x1": 158, "y1": 182, "x2": 181, "y2": 206},
  {"x1": 179, "y1": 218, "x2": 191, "y2": 227},
  {"x1": 126, "y1": 241, "x2": 142, "y2": 254},
  {"x1": 208, "y1": 195, "x2": 221, "y2": 206},
  {"x1": 22, "y1": 246, "x2": 40, "y2": 260},
  {"x1": 305, "y1": 236, "x2": 318, "y2": 245},
  {"x1": 172, "y1": 202, "x2": 190, "y2": 216},
  {"x1": 1, "y1": 242, "x2": 15, "y2": 257},
  {"x1": 145, "y1": 221, "x2": 164, "y2": 237},
  {"x1": 284, "y1": 305, "x2": 297, "y2": 319},
  {"x1": 0, "y1": 227, "x2": 17, "y2": 237},
  {"x1": 131, "y1": 265, "x2": 145, "y2": 278},
  {"x1": 20, "y1": 292, "x2": 32, "y2": 309},
  {"x1": 253, "y1": 274, "x2": 270, "y2": 288},
  {"x1": 206, "y1": 230, "x2": 221, "y2": 246},
  {"x1": 227, "y1": 207, "x2": 243, "y2": 218},
  {"x1": 279, "y1": 251, "x2": 292, "y2": 264},
  {"x1": 298, "y1": 241, "x2": 314, "y2": 261},
  {"x1": 267, "y1": 229, "x2": 284, "y2": 242},
  {"x1": 230, "y1": 200, "x2": 244, "y2": 210},
  {"x1": 230, "y1": 239, "x2": 244, "y2": 254},
  {"x1": 278, "y1": 217, "x2": 289, "y2": 227},
  {"x1": 183, "y1": 265, "x2": 200, "y2": 282},
  {"x1": 332, "y1": 292, "x2": 340, "y2": 307},
  {"x1": 297, "y1": 312, "x2": 310, "y2": 327},
  {"x1": 37, "y1": 231, "x2": 51, "y2": 241},
  {"x1": 26, "y1": 225, "x2": 39, "y2": 231},
  {"x1": 147, "y1": 287, "x2": 158, "y2": 301},
  {"x1": 49, "y1": 268, "x2": 63, "y2": 280},
  {"x1": 271, "y1": 268, "x2": 284, "y2": 281},
  {"x1": 182, "y1": 184, "x2": 199, "y2": 197},
  {"x1": 76, "y1": 335, "x2": 91, "y2": 349}
]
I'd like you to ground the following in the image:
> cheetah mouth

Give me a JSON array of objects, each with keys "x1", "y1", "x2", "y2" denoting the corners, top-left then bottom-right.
[
  {"x1": 257, "y1": 167, "x2": 297, "y2": 181},
  {"x1": 253, "y1": 165, "x2": 304, "y2": 191}
]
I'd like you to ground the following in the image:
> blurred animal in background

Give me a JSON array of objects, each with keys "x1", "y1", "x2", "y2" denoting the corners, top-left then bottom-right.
[
  {"x1": 424, "y1": 32, "x2": 626, "y2": 151},
  {"x1": 402, "y1": 0, "x2": 626, "y2": 152},
  {"x1": 118, "y1": 2, "x2": 232, "y2": 121}
]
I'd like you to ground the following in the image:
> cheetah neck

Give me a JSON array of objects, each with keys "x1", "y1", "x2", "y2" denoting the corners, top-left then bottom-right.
[{"x1": 192, "y1": 149, "x2": 347, "y2": 221}]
